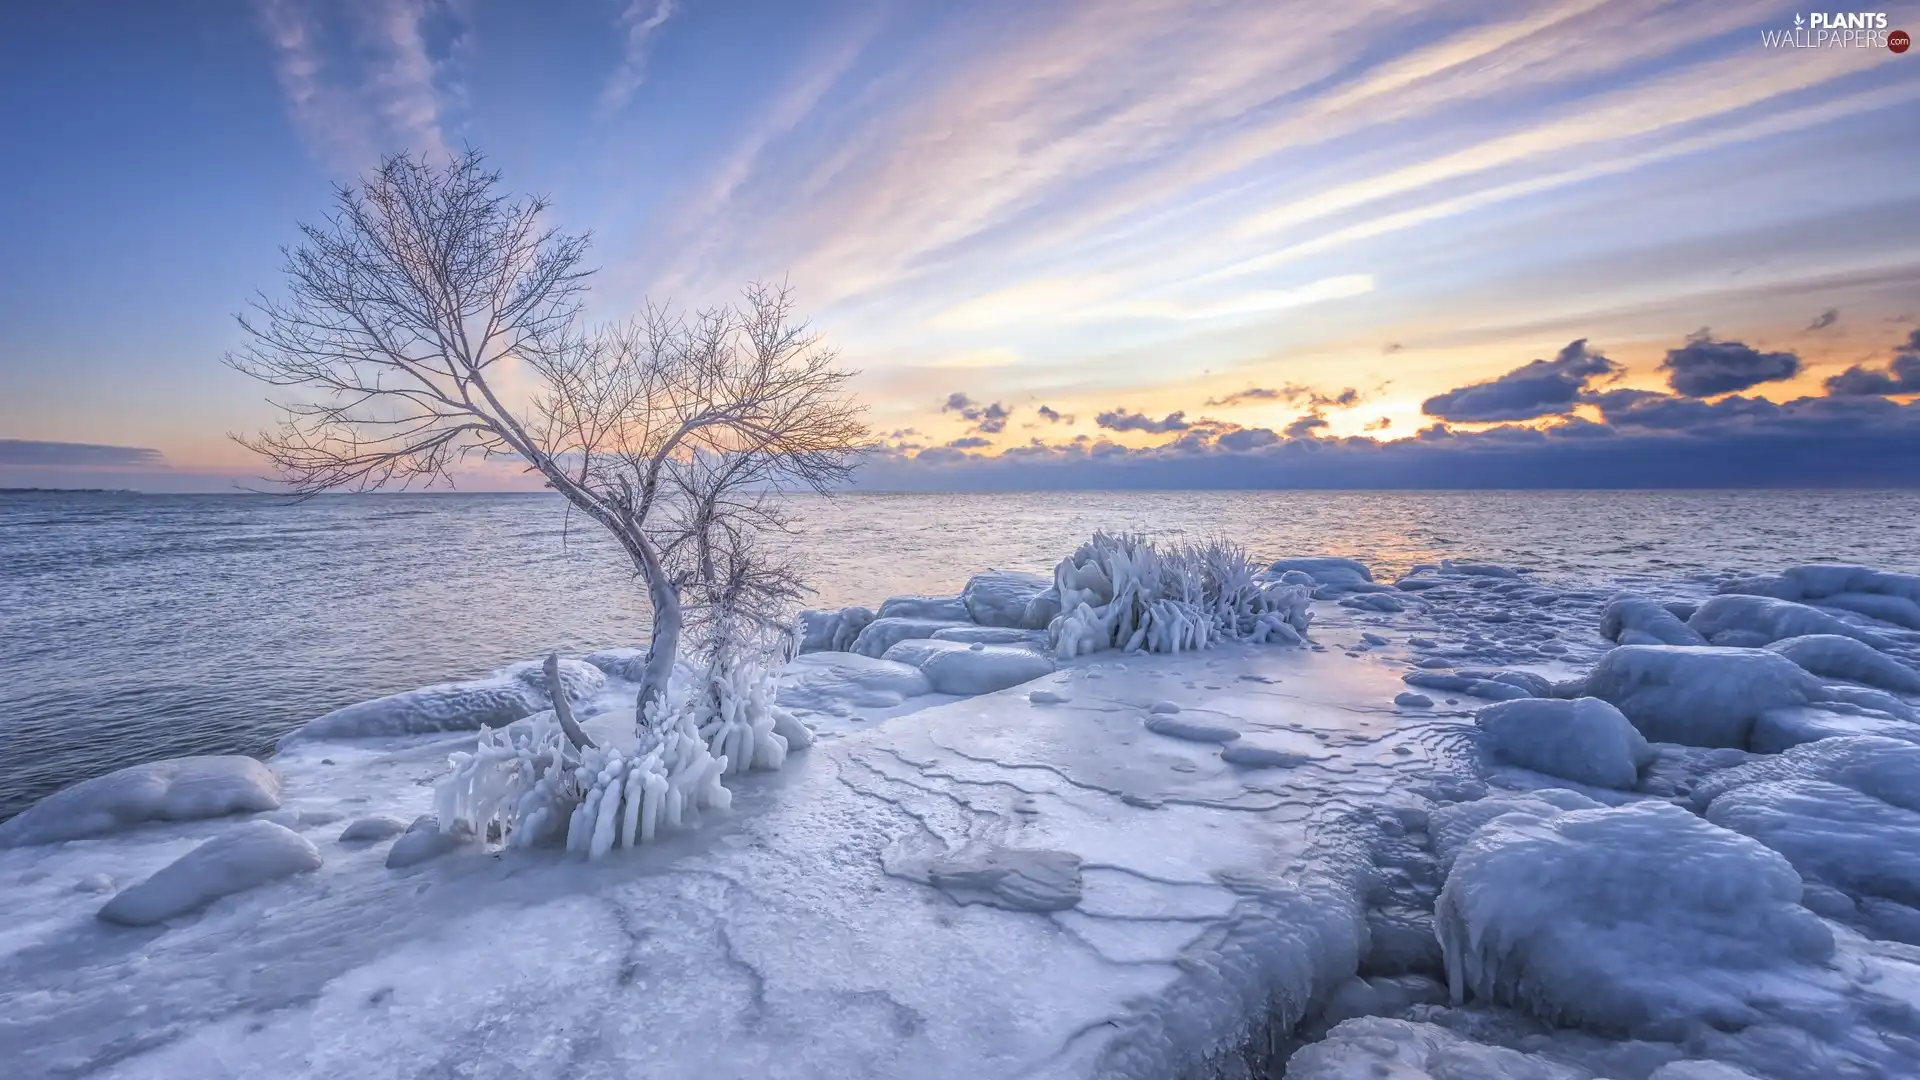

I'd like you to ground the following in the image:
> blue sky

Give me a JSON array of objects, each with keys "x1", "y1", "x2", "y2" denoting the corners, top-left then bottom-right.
[{"x1": 2, "y1": 0, "x2": 1917, "y2": 490}]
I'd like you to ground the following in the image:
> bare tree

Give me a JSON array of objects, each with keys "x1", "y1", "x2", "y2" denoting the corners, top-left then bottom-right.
[{"x1": 227, "y1": 149, "x2": 868, "y2": 719}]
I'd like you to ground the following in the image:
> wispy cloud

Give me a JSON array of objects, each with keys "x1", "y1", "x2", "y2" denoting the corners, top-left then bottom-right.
[
  {"x1": 255, "y1": 0, "x2": 462, "y2": 171},
  {"x1": 600, "y1": 0, "x2": 679, "y2": 115}
]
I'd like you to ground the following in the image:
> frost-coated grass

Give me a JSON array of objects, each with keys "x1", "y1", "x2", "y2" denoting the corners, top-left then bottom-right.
[{"x1": 1048, "y1": 532, "x2": 1311, "y2": 659}]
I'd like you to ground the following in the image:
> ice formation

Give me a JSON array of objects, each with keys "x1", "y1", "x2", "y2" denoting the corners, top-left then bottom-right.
[
  {"x1": 286, "y1": 660, "x2": 603, "y2": 742},
  {"x1": 960, "y1": 569, "x2": 1060, "y2": 629},
  {"x1": 1764, "y1": 633, "x2": 1920, "y2": 693},
  {"x1": 1600, "y1": 594, "x2": 1706, "y2": 647},
  {"x1": 14, "y1": 549, "x2": 1920, "y2": 1080},
  {"x1": 0, "y1": 755, "x2": 281, "y2": 846},
  {"x1": 880, "y1": 639, "x2": 1056, "y2": 694},
  {"x1": 876, "y1": 594, "x2": 972, "y2": 621},
  {"x1": 1687, "y1": 594, "x2": 1895, "y2": 651},
  {"x1": 850, "y1": 615, "x2": 969, "y2": 657},
  {"x1": 98, "y1": 820, "x2": 321, "y2": 925},
  {"x1": 1436, "y1": 800, "x2": 1836, "y2": 1036},
  {"x1": 796, "y1": 604, "x2": 875, "y2": 653},
  {"x1": 1048, "y1": 532, "x2": 1311, "y2": 659},
  {"x1": 1475, "y1": 697, "x2": 1654, "y2": 790},
  {"x1": 1690, "y1": 736, "x2": 1920, "y2": 943},
  {"x1": 1286, "y1": 1016, "x2": 1592, "y2": 1080},
  {"x1": 1574, "y1": 645, "x2": 1826, "y2": 748}
]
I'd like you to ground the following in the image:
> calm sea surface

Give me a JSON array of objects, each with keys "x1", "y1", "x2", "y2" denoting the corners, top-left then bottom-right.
[{"x1": 3, "y1": 489, "x2": 1917, "y2": 821}]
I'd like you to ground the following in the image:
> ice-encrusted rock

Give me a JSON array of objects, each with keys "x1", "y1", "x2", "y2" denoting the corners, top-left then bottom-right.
[
  {"x1": 1601, "y1": 594, "x2": 1706, "y2": 647},
  {"x1": 1395, "y1": 692, "x2": 1434, "y2": 708},
  {"x1": 1429, "y1": 789, "x2": 1606, "y2": 874},
  {"x1": 582, "y1": 646, "x2": 649, "y2": 682},
  {"x1": 98, "y1": 821, "x2": 321, "y2": 926},
  {"x1": 506, "y1": 656, "x2": 607, "y2": 701},
  {"x1": 1436, "y1": 800, "x2": 1834, "y2": 1036},
  {"x1": 778, "y1": 652, "x2": 934, "y2": 713},
  {"x1": 930, "y1": 624, "x2": 1048, "y2": 647},
  {"x1": 0, "y1": 756, "x2": 282, "y2": 847},
  {"x1": 1476, "y1": 697, "x2": 1654, "y2": 790},
  {"x1": 1648, "y1": 1063, "x2": 1764, "y2": 1080},
  {"x1": 1403, "y1": 671, "x2": 1533, "y2": 702},
  {"x1": 385, "y1": 813, "x2": 474, "y2": 869},
  {"x1": 881, "y1": 639, "x2": 1055, "y2": 695},
  {"x1": 796, "y1": 605, "x2": 876, "y2": 654},
  {"x1": 1285, "y1": 1017, "x2": 1593, "y2": 1080},
  {"x1": 1747, "y1": 705, "x2": 1920, "y2": 754},
  {"x1": 1719, "y1": 563, "x2": 1920, "y2": 606},
  {"x1": 1764, "y1": 633, "x2": 1920, "y2": 693},
  {"x1": 1690, "y1": 737, "x2": 1920, "y2": 942},
  {"x1": 1576, "y1": 646, "x2": 1825, "y2": 749},
  {"x1": 849, "y1": 616, "x2": 970, "y2": 658},
  {"x1": 337, "y1": 814, "x2": 409, "y2": 844},
  {"x1": 1687, "y1": 594, "x2": 1893, "y2": 651},
  {"x1": 290, "y1": 678, "x2": 539, "y2": 742},
  {"x1": 876, "y1": 594, "x2": 971, "y2": 622},
  {"x1": 1267, "y1": 556, "x2": 1373, "y2": 585},
  {"x1": 961, "y1": 570, "x2": 1057, "y2": 629},
  {"x1": 923, "y1": 845, "x2": 1082, "y2": 912},
  {"x1": 1144, "y1": 713, "x2": 1240, "y2": 743}
]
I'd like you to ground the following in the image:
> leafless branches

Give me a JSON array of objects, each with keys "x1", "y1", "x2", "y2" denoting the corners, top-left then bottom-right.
[{"x1": 227, "y1": 149, "x2": 868, "y2": 717}]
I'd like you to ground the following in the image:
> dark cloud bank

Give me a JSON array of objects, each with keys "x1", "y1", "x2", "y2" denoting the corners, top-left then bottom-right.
[{"x1": 870, "y1": 331, "x2": 1920, "y2": 490}]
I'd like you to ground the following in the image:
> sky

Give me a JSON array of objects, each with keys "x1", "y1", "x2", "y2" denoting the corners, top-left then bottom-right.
[{"x1": 1, "y1": 0, "x2": 1918, "y2": 491}]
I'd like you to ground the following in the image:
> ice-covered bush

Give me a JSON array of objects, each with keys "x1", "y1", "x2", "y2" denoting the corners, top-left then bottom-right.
[
  {"x1": 1047, "y1": 532, "x2": 1311, "y2": 659},
  {"x1": 434, "y1": 634, "x2": 814, "y2": 858}
]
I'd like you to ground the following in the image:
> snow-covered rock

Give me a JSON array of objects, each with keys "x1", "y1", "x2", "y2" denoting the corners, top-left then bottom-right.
[
  {"x1": 1687, "y1": 594, "x2": 1893, "y2": 651},
  {"x1": 1764, "y1": 633, "x2": 1920, "y2": 693},
  {"x1": 1436, "y1": 800, "x2": 1834, "y2": 1036},
  {"x1": 1285, "y1": 1017, "x2": 1592, "y2": 1080},
  {"x1": 797, "y1": 605, "x2": 876, "y2": 654},
  {"x1": 1575, "y1": 645, "x2": 1825, "y2": 749},
  {"x1": 850, "y1": 616, "x2": 969, "y2": 658},
  {"x1": 1476, "y1": 697, "x2": 1654, "y2": 790},
  {"x1": 1600, "y1": 594, "x2": 1706, "y2": 647},
  {"x1": 98, "y1": 821, "x2": 321, "y2": 925},
  {"x1": 0, "y1": 756, "x2": 282, "y2": 847},
  {"x1": 876, "y1": 594, "x2": 971, "y2": 622},
  {"x1": 881, "y1": 639, "x2": 1056, "y2": 695},
  {"x1": 961, "y1": 570, "x2": 1057, "y2": 629}
]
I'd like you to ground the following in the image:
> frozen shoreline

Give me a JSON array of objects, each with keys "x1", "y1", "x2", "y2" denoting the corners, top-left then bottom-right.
[{"x1": 3, "y1": 553, "x2": 1919, "y2": 1079}]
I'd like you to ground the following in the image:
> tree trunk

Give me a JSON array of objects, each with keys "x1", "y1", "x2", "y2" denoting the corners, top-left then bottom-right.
[{"x1": 632, "y1": 529, "x2": 682, "y2": 725}]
